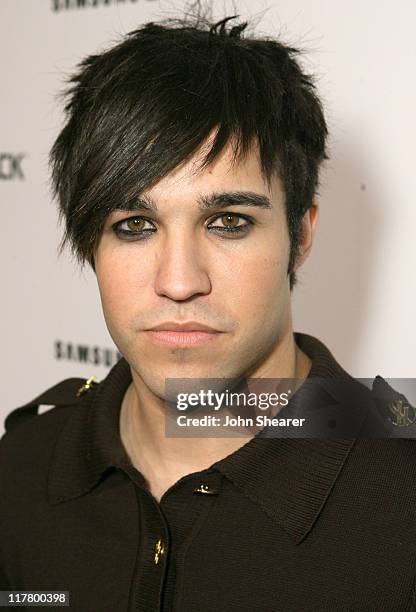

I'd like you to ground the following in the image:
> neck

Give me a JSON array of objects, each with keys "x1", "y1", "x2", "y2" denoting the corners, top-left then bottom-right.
[{"x1": 119, "y1": 329, "x2": 311, "y2": 501}]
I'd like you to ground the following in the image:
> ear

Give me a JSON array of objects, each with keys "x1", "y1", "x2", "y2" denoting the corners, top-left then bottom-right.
[{"x1": 293, "y1": 200, "x2": 319, "y2": 271}]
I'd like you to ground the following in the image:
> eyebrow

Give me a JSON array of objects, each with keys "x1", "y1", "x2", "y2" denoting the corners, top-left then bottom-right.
[
  {"x1": 199, "y1": 191, "x2": 272, "y2": 211},
  {"x1": 119, "y1": 191, "x2": 273, "y2": 213}
]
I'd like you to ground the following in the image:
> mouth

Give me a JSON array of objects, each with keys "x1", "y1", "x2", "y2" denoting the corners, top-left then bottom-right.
[
  {"x1": 144, "y1": 320, "x2": 224, "y2": 346},
  {"x1": 145, "y1": 330, "x2": 223, "y2": 346}
]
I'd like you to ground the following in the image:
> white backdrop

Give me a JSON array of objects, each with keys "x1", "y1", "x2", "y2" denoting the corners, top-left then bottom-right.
[{"x1": 2, "y1": 0, "x2": 415, "y2": 433}]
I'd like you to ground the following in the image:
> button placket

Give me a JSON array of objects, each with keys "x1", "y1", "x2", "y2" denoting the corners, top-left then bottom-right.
[
  {"x1": 170, "y1": 471, "x2": 223, "y2": 611},
  {"x1": 128, "y1": 486, "x2": 170, "y2": 612},
  {"x1": 128, "y1": 469, "x2": 223, "y2": 611}
]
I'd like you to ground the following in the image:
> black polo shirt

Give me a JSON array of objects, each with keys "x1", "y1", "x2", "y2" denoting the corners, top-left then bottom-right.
[{"x1": 1, "y1": 333, "x2": 416, "y2": 611}]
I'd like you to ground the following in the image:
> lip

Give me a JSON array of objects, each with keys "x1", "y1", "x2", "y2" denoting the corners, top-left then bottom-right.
[
  {"x1": 145, "y1": 321, "x2": 223, "y2": 346},
  {"x1": 146, "y1": 330, "x2": 221, "y2": 346},
  {"x1": 147, "y1": 321, "x2": 221, "y2": 332}
]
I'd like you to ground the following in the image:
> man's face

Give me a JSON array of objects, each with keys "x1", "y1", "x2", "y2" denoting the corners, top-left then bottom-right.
[{"x1": 95, "y1": 138, "x2": 299, "y2": 400}]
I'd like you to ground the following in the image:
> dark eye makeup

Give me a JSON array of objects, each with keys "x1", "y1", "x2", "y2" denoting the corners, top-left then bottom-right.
[{"x1": 111, "y1": 213, "x2": 254, "y2": 241}]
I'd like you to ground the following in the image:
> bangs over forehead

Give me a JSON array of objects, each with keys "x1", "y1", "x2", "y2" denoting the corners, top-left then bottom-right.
[{"x1": 49, "y1": 14, "x2": 328, "y2": 287}]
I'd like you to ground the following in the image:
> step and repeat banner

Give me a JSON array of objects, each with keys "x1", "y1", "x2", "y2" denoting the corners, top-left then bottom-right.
[{"x1": 2, "y1": 0, "x2": 415, "y2": 430}]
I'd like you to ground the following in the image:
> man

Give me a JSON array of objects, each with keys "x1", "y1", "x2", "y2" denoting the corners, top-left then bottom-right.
[{"x1": 1, "y1": 10, "x2": 415, "y2": 612}]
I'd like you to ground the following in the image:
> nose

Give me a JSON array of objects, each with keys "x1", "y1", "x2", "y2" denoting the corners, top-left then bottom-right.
[{"x1": 153, "y1": 230, "x2": 212, "y2": 301}]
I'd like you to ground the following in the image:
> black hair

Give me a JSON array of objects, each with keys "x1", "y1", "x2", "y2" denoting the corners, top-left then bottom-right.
[{"x1": 49, "y1": 8, "x2": 328, "y2": 290}]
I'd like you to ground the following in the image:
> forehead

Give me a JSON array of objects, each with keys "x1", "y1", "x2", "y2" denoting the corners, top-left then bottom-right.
[{"x1": 142, "y1": 134, "x2": 281, "y2": 207}]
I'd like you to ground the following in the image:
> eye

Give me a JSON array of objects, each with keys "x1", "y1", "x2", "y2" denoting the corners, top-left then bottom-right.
[
  {"x1": 207, "y1": 213, "x2": 252, "y2": 235},
  {"x1": 112, "y1": 216, "x2": 155, "y2": 239}
]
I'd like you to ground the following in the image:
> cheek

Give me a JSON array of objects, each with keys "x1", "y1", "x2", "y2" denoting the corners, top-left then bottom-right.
[
  {"x1": 216, "y1": 243, "x2": 289, "y2": 316},
  {"x1": 95, "y1": 249, "x2": 150, "y2": 318}
]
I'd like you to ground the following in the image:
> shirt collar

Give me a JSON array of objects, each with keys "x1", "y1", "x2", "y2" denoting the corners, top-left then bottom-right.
[{"x1": 47, "y1": 332, "x2": 365, "y2": 544}]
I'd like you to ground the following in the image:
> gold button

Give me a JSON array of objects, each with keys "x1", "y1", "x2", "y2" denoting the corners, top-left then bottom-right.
[
  {"x1": 193, "y1": 483, "x2": 217, "y2": 495},
  {"x1": 76, "y1": 376, "x2": 97, "y2": 397},
  {"x1": 154, "y1": 539, "x2": 165, "y2": 565}
]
